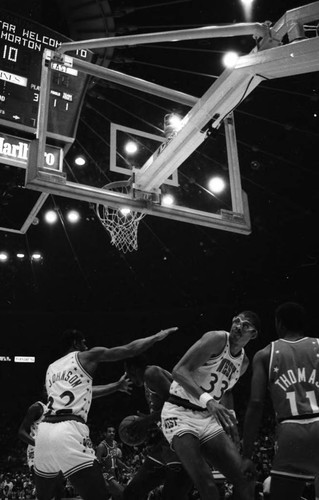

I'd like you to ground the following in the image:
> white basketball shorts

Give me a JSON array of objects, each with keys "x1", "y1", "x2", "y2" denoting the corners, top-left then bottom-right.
[
  {"x1": 34, "y1": 420, "x2": 96, "y2": 478},
  {"x1": 161, "y1": 402, "x2": 224, "y2": 448}
]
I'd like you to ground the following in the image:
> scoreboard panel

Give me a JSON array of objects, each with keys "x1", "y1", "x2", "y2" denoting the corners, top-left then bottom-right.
[{"x1": 0, "y1": 9, "x2": 93, "y2": 141}]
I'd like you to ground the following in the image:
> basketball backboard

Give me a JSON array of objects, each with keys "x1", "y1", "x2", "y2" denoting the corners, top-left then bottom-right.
[{"x1": 23, "y1": 1, "x2": 319, "y2": 235}]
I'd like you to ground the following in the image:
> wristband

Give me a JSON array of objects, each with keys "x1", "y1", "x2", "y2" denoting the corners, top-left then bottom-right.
[{"x1": 199, "y1": 392, "x2": 214, "y2": 407}]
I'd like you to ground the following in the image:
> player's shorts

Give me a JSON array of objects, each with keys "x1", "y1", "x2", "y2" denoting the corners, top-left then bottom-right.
[
  {"x1": 271, "y1": 417, "x2": 319, "y2": 481},
  {"x1": 34, "y1": 420, "x2": 96, "y2": 478},
  {"x1": 161, "y1": 401, "x2": 224, "y2": 448}
]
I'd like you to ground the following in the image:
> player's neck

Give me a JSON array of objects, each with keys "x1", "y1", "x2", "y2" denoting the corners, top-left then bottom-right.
[{"x1": 281, "y1": 331, "x2": 305, "y2": 341}]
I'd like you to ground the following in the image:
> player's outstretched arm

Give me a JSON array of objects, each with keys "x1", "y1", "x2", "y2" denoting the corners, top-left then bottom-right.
[
  {"x1": 92, "y1": 373, "x2": 132, "y2": 399},
  {"x1": 81, "y1": 327, "x2": 178, "y2": 373}
]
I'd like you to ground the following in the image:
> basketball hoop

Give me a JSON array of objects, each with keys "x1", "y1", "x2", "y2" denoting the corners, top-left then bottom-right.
[{"x1": 95, "y1": 180, "x2": 146, "y2": 253}]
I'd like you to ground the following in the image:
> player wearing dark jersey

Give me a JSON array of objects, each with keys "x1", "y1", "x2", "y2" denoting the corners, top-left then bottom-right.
[
  {"x1": 123, "y1": 355, "x2": 193, "y2": 500},
  {"x1": 96, "y1": 425, "x2": 129, "y2": 499},
  {"x1": 242, "y1": 302, "x2": 319, "y2": 500}
]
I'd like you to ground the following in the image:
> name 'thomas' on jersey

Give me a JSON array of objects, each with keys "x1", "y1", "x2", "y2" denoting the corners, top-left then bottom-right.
[
  {"x1": 45, "y1": 351, "x2": 93, "y2": 421},
  {"x1": 269, "y1": 338, "x2": 319, "y2": 421}
]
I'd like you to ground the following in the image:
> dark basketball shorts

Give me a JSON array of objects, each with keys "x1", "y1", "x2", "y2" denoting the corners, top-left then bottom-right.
[{"x1": 271, "y1": 417, "x2": 319, "y2": 481}]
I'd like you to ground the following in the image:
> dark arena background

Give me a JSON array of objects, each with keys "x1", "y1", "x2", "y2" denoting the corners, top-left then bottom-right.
[{"x1": 0, "y1": 0, "x2": 318, "y2": 498}]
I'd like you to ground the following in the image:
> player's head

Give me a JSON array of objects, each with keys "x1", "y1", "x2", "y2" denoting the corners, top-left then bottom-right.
[
  {"x1": 104, "y1": 424, "x2": 116, "y2": 441},
  {"x1": 275, "y1": 302, "x2": 307, "y2": 336},
  {"x1": 59, "y1": 328, "x2": 88, "y2": 353},
  {"x1": 124, "y1": 354, "x2": 148, "y2": 387},
  {"x1": 230, "y1": 310, "x2": 260, "y2": 343}
]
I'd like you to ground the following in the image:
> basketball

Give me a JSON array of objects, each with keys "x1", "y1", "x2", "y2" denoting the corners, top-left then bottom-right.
[{"x1": 118, "y1": 415, "x2": 147, "y2": 447}]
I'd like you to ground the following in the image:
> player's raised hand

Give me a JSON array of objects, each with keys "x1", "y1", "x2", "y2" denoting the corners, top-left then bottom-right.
[
  {"x1": 118, "y1": 373, "x2": 133, "y2": 394},
  {"x1": 155, "y1": 327, "x2": 178, "y2": 341}
]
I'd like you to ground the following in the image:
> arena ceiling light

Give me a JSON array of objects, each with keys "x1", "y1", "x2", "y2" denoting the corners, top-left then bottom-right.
[
  {"x1": 74, "y1": 155, "x2": 86, "y2": 166},
  {"x1": 208, "y1": 176, "x2": 226, "y2": 194},
  {"x1": 31, "y1": 252, "x2": 43, "y2": 261},
  {"x1": 124, "y1": 141, "x2": 138, "y2": 154},
  {"x1": 161, "y1": 194, "x2": 175, "y2": 206},
  {"x1": 44, "y1": 210, "x2": 58, "y2": 224},
  {"x1": 0, "y1": 252, "x2": 9, "y2": 262},
  {"x1": 222, "y1": 51, "x2": 239, "y2": 68},
  {"x1": 66, "y1": 210, "x2": 81, "y2": 223},
  {"x1": 240, "y1": 0, "x2": 254, "y2": 21}
]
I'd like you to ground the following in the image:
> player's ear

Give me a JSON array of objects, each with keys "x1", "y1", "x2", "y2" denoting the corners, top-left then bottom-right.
[{"x1": 251, "y1": 330, "x2": 258, "y2": 340}]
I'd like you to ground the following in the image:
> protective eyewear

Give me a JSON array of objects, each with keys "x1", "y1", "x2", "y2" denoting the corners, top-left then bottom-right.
[{"x1": 232, "y1": 316, "x2": 258, "y2": 334}]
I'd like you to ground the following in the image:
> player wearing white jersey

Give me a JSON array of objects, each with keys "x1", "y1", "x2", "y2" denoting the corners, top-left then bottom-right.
[
  {"x1": 161, "y1": 311, "x2": 260, "y2": 500},
  {"x1": 19, "y1": 374, "x2": 132, "y2": 500},
  {"x1": 33, "y1": 326, "x2": 177, "y2": 500}
]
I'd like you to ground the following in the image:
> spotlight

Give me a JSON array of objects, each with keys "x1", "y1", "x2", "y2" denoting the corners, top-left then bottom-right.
[
  {"x1": 31, "y1": 252, "x2": 42, "y2": 261},
  {"x1": 222, "y1": 51, "x2": 239, "y2": 68},
  {"x1": 74, "y1": 155, "x2": 86, "y2": 166},
  {"x1": 164, "y1": 113, "x2": 183, "y2": 138},
  {"x1": 67, "y1": 210, "x2": 80, "y2": 223},
  {"x1": 120, "y1": 207, "x2": 131, "y2": 216},
  {"x1": 161, "y1": 194, "x2": 174, "y2": 206},
  {"x1": 0, "y1": 252, "x2": 9, "y2": 262},
  {"x1": 208, "y1": 177, "x2": 226, "y2": 194},
  {"x1": 44, "y1": 210, "x2": 58, "y2": 224},
  {"x1": 17, "y1": 253, "x2": 25, "y2": 259},
  {"x1": 124, "y1": 141, "x2": 138, "y2": 154}
]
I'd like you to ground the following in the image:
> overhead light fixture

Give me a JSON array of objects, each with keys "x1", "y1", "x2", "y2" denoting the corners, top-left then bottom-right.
[
  {"x1": 161, "y1": 194, "x2": 175, "y2": 206},
  {"x1": 208, "y1": 176, "x2": 226, "y2": 194},
  {"x1": 222, "y1": 51, "x2": 239, "y2": 68},
  {"x1": 240, "y1": 0, "x2": 254, "y2": 21},
  {"x1": 66, "y1": 210, "x2": 80, "y2": 223},
  {"x1": 164, "y1": 113, "x2": 183, "y2": 138},
  {"x1": 0, "y1": 252, "x2": 9, "y2": 262},
  {"x1": 120, "y1": 207, "x2": 131, "y2": 216},
  {"x1": 16, "y1": 253, "x2": 25, "y2": 259},
  {"x1": 31, "y1": 252, "x2": 42, "y2": 261},
  {"x1": 44, "y1": 210, "x2": 58, "y2": 224},
  {"x1": 124, "y1": 141, "x2": 138, "y2": 154},
  {"x1": 74, "y1": 155, "x2": 86, "y2": 166}
]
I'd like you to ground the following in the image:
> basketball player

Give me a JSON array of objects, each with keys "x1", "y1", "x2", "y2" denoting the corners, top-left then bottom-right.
[
  {"x1": 19, "y1": 374, "x2": 132, "y2": 499},
  {"x1": 122, "y1": 355, "x2": 193, "y2": 500},
  {"x1": 33, "y1": 326, "x2": 177, "y2": 500},
  {"x1": 161, "y1": 310, "x2": 261, "y2": 500},
  {"x1": 242, "y1": 302, "x2": 319, "y2": 500},
  {"x1": 96, "y1": 424, "x2": 130, "y2": 499}
]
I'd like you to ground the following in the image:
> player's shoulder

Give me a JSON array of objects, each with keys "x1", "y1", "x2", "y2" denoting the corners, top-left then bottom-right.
[
  {"x1": 201, "y1": 330, "x2": 227, "y2": 344},
  {"x1": 253, "y1": 344, "x2": 271, "y2": 365}
]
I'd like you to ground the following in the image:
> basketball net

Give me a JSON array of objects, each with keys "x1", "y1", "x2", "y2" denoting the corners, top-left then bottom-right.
[{"x1": 95, "y1": 180, "x2": 146, "y2": 253}]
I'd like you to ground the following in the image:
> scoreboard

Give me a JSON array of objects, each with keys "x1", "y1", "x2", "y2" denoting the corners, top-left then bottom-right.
[{"x1": 0, "y1": 9, "x2": 93, "y2": 141}]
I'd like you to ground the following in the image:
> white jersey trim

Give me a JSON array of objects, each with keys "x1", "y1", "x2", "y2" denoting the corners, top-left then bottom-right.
[{"x1": 75, "y1": 352, "x2": 92, "y2": 379}]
